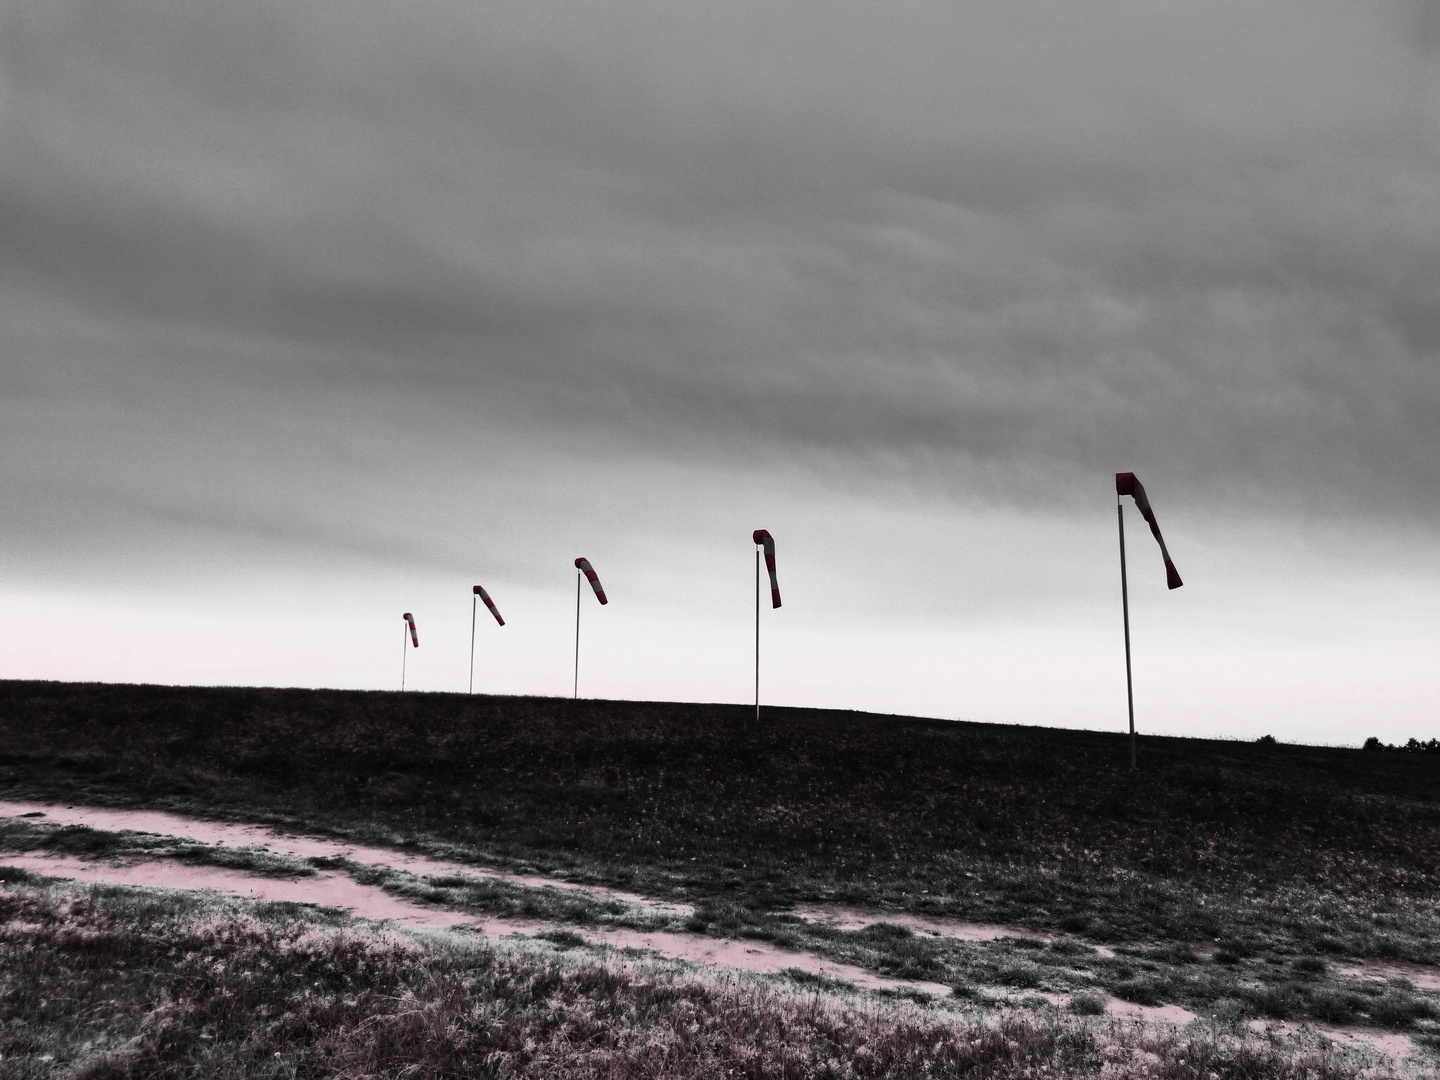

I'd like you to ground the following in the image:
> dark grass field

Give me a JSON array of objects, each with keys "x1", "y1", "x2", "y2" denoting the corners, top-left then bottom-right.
[{"x1": 2, "y1": 679, "x2": 1439, "y2": 1039}]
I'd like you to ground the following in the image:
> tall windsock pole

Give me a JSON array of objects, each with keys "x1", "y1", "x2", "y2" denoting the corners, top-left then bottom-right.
[
  {"x1": 1117, "y1": 502, "x2": 1135, "y2": 769},
  {"x1": 1115, "y1": 473, "x2": 1183, "y2": 770},
  {"x1": 401, "y1": 612, "x2": 418, "y2": 691},
  {"x1": 573, "y1": 558, "x2": 607, "y2": 699},
  {"x1": 574, "y1": 570, "x2": 580, "y2": 699},
  {"x1": 752, "y1": 530, "x2": 781, "y2": 722},
  {"x1": 471, "y1": 585, "x2": 504, "y2": 694}
]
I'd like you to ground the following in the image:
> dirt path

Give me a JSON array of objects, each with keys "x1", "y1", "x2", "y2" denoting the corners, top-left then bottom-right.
[
  {"x1": 791, "y1": 902, "x2": 1117, "y2": 956},
  {"x1": 3, "y1": 797, "x2": 1428, "y2": 1072},
  {"x1": 0, "y1": 798, "x2": 686, "y2": 914},
  {"x1": 0, "y1": 799, "x2": 946, "y2": 996}
]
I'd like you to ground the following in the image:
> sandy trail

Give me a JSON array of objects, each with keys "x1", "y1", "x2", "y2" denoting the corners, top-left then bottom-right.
[
  {"x1": 4, "y1": 799, "x2": 1425, "y2": 1064},
  {"x1": 791, "y1": 902, "x2": 1117, "y2": 957},
  {"x1": 0, "y1": 850, "x2": 537, "y2": 932},
  {"x1": 0, "y1": 800, "x2": 945, "y2": 996},
  {"x1": 0, "y1": 799, "x2": 685, "y2": 914}
]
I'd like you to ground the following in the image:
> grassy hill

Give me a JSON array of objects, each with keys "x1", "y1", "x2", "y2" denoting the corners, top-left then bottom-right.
[{"x1": 3, "y1": 680, "x2": 1437, "y2": 959}]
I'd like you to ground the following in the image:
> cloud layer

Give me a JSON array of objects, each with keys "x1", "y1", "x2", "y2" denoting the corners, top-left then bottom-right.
[{"x1": 5, "y1": 0, "x2": 1438, "y2": 515}]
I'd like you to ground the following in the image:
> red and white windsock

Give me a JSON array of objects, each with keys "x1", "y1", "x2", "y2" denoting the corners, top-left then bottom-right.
[
  {"x1": 1115, "y1": 473, "x2": 1183, "y2": 589},
  {"x1": 403, "y1": 612, "x2": 419, "y2": 646},
  {"x1": 752, "y1": 529, "x2": 781, "y2": 608},
  {"x1": 574, "y1": 558, "x2": 608, "y2": 604},
  {"x1": 473, "y1": 585, "x2": 504, "y2": 626}
]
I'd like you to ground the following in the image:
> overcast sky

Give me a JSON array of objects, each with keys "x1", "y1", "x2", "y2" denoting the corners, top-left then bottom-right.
[{"x1": 2, "y1": 0, "x2": 1437, "y2": 745}]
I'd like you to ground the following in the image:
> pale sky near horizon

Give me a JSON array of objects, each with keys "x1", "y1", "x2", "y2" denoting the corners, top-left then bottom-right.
[{"x1": 2, "y1": 1, "x2": 1438, "y2": 746}]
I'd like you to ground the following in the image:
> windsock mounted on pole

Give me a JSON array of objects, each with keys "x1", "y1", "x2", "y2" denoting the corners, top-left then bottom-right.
[
  {"x1": 1116, "y1": 473, "x2": 1183, "y2": 589},
  {"x1": 752, "y1": 529, "x2": 781, "y2": 724},
  {"x1": 474, "y1": 585, "x2": 505, "y2": 626},
  {"x1": 470, "y1": 586, "x2": 504, "y2": 696},
  {"x1": 1114, "y1": 472, "x2": 1183, "y2": 771},
  {"x1": 575, "y1": 558, "x2": 608, "y2": 605},
  {"x1": 573, "y1": 558, "x2": 607, "y2": 699},
  {"x1": 401, "y1": 612, "x2": 418, "y2": 691},
  {"x1": 752, "y1": 530, "x2": 781, "y2": 608}
]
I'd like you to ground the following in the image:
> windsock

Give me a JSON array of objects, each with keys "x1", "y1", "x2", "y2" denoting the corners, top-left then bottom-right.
[
  {"x1": 403, "y1": 612, "x2": 419, "y2": 646},
  {"x1": 574, "y1": 558, "x2": 608, "y2": 604},
  {"x1": 473, "y1": 585, "x2": 504, "y2": 626},
  {"x1": 752, "y1": 529, "x2": 781, "y2": 608},
  {"x1": 1115, "y1": 473, "x2": 1183, "y2": 589}
]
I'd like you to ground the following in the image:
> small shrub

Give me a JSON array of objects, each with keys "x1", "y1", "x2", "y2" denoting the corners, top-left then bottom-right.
[
  {"x1": 1256, "y1": 734, "x2": 1277, "y2": 746},
  {"x1": 860, "y1": 922, "x2": 914, "y2": 941},
  {"x1": 780, "y1": 968, "x2": 850, "y2": 991},
  {"x1": 1292, "y1": 955, "x2": 1326, "y2": 977},
  {"x1": 1148, "y1": 943, "x2": 1200, "y2": 965},
  {"x1": 1374, "y1": 935, "x2": 1405, "y2": 958},
  {"x1": 998, "y1": 935, "x2": 1047, "y2": 950},
  {"x1": 537, "y1": 929, "x2": 588, "y2": 950},
  {"x1": 1069, "y1": 991, "x2": 1106, "y2": 1015},
  {"x1": 1113, "y1": 978, "x2": 1167, "y2": 1007},
  {"x1": 995, "y1": 964, "x2": 1042, "y2": 989},
  {"x1": 1243, "y1": 984, "x2": 1300, "y2": 1019},
  {"x1": 1368, "y1": 991, "x2": 1439, "y2": 1028},
  {"x1": 1213, "y1": 938, "x2": 1254, "y2": 964},
  {"x1": 1310, "y1": 989, "x2": 1366, "y2": 1024}
]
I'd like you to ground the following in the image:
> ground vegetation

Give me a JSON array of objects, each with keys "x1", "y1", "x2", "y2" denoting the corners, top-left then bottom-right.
[
  {"x1": 2, "y1": 681, "x2": 1438, "y2": 1033},
  {"x1": 0, "y1": 877, "x2": 1407, "y2": 1079}
]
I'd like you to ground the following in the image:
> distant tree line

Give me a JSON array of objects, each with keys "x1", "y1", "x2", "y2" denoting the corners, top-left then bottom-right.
[
  {"x1": 1256, "y1": 734, "x2": 1439, "y2": 752},
  {"x1": 1362, "y1": 736, "x2": 1440, "y2": 752}
]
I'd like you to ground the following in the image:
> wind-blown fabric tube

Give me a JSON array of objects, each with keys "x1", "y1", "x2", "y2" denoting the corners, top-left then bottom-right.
[
  {"x1": 473, "y1": 585, "x2": 505, "y2": 626},
  {"x1": 1115, "y1": 473, "x2": 1183, "y2": 589},
  {"x1": 752, "y1": 530, "x2": 781, "y2": 608},
  {"x1": 574, "y1": 558, "x2": 608, "y2": 604},
  {"x1": 403, "y1": 612, "x2": 419, "y2": 646}
]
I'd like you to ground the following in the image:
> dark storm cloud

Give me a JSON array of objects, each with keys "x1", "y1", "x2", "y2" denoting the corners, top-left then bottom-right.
[{"x1": 3, "y1": 0, "x2": 1438, "y2": 521}]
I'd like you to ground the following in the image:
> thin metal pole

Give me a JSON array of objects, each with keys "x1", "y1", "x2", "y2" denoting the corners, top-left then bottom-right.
[
  {"x1": 401, "y1": 621, "x2": 407, "y2": 692},
  {"x1": 1119, "y1": 498, "x2": 1136, "y2": 770},
  {"x1": 755, "y1": 549, "x2": 760, "y2": 724},
  {"x1": 469, "y1": 595, "x2": 477, "y2": 695},
  {"x1": 574, "y1": 571, "x2": 581, "y2": 700}
]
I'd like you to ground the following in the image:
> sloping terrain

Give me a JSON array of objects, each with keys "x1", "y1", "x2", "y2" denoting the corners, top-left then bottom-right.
[{"x1": 1, "y1": 679, "x2": 1438, "y2": 1065}]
